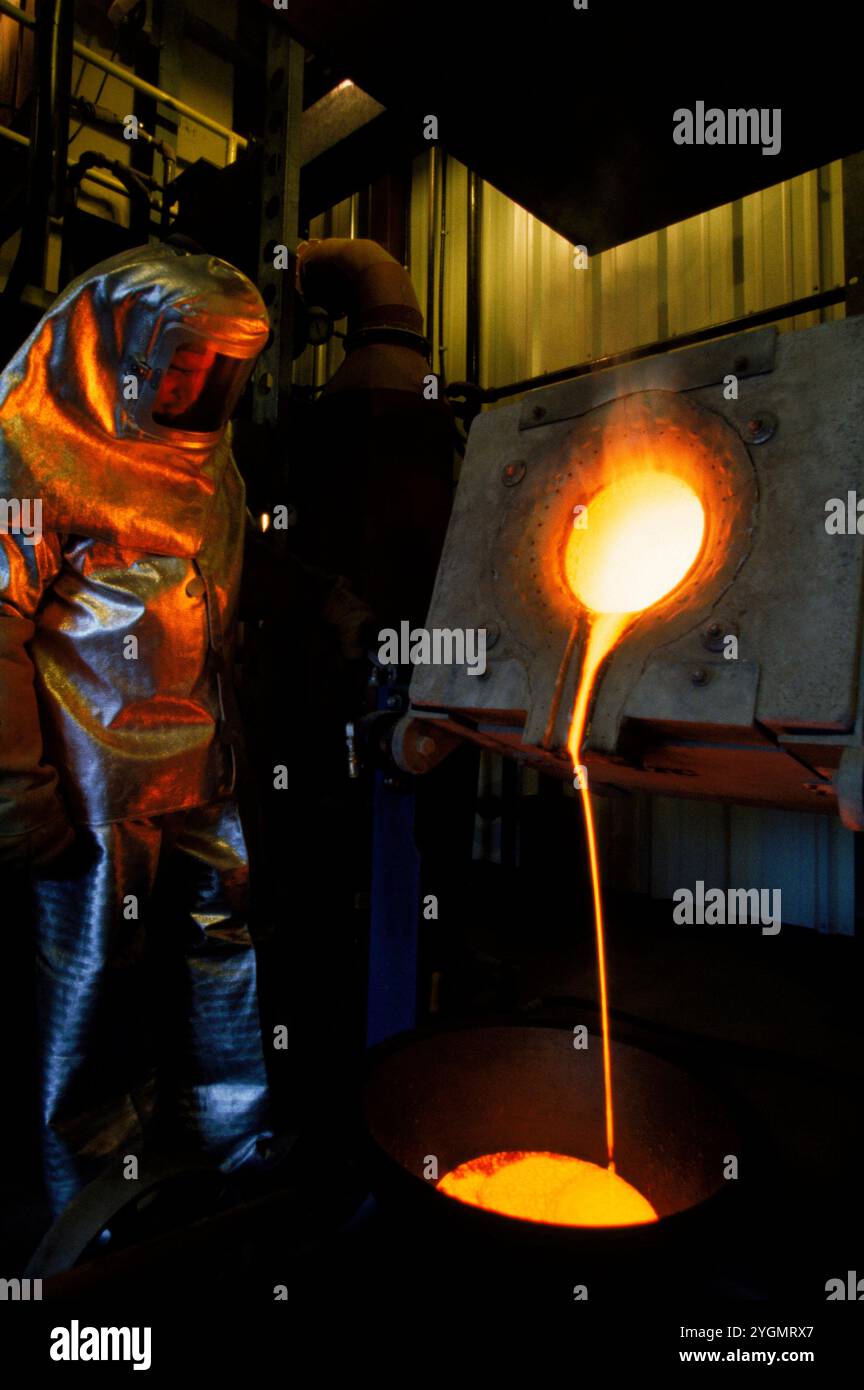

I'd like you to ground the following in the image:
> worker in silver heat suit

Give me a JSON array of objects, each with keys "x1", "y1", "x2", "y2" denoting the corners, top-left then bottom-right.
[{"x1": 0, "y1": 242, "x2": 275, "y2": 1219}]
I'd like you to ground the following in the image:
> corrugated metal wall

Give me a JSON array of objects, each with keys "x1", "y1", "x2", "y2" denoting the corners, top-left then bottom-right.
[
  {"x1": 298, "y1": 152, "x2": 855, "y2": 934},
  {"x1": 649, "y1": 798, "x2": 855, "y2": 935},
  {"x1": 405, "y1": 153, "x2": 845, "y2": 389}
]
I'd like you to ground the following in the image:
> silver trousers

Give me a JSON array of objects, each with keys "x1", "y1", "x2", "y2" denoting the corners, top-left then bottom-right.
[{"x1": 31, "y1": 799, "x2": 273, "y2": 1219}]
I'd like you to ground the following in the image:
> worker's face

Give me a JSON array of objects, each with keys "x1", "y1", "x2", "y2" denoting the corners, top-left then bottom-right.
[{"x1": 153, "y1": 344, "x2": 218, "y2": 421}]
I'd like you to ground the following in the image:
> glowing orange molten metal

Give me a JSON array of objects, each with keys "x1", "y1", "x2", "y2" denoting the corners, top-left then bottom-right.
[
  {"x1": 565, "y1": 471, "x2": 706, "y2": 616},
  {"x1": 566, "y1": 470, "x2": 705, "y2": 1174},
  {"x1": 438, "y1": 1151, "x2": 658, "y2": 1227},
  {"x1": 435, "y1": 471, "x2": 703, "y2": 1229}
]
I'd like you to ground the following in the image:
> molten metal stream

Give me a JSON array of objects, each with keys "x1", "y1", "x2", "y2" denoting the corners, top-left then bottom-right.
[
  {"x1": 566, "y1": 613, "x2": 630, "y2": 1171},
  {"x1": 438, "y1": 471, "x2": 704, "y2": 1226},
  {"x1": 564, "y1": 471, "x2": 705, "y2": 1173}
]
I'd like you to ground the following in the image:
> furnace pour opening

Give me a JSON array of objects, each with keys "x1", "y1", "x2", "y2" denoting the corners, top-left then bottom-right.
[
  {"x1": 564, "y1": 468, "x2": 707, "y2": 768},
  {"x1": 564, "y1": 470, "x2": 705, "y2": 615}
]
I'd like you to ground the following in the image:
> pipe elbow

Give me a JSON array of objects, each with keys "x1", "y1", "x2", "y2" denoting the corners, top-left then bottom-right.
[{"x1": 296, "y1": 237, "x2": 423, "y2": 334}]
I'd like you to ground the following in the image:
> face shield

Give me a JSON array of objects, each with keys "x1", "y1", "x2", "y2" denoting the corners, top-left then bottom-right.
[{"x1": 128, "y1": 325, "x2": 259, "y2": 441}]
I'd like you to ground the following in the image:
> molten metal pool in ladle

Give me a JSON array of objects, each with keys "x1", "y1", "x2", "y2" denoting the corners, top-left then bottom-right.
[{"x1": 439, "y1": 1151, "x2": 658, "y2": 1226}]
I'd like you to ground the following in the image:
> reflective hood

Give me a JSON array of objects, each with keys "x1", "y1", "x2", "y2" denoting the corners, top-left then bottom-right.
[{"x1": 0, "y1": 243, "x2": 269, "y2": 555}]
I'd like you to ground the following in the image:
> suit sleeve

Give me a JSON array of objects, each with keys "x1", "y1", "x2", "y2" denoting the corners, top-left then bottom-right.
[{"x1": 0, "y1": 527, "x2": 75, "y2": 865}]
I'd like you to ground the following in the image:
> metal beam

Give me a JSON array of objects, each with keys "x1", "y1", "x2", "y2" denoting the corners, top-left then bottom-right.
[
  {"x1": 842, "y1": 152, "x2": 864, "y2": 318},
  {"x1": 252, "y1": 24, "x2": 304, "y2": 426}
]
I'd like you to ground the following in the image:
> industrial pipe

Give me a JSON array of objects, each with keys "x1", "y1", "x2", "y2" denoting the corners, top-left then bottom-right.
[
  {"x1": 0, "y1": 0, "x2": 34, "y2": 27},
  {"x1": 295, "y1": 236, "x2": 429, "y2": 397},
  {"x1": 426, "y1": 146, "x2": 437, "y2": 370},
  {"x1": 0, "y1": 123, "x2": 28, "y2": 147},
  {"x1": 466, "y1": 168, "x2": 481, "y2": 386},
  {"x1": 0, "y1": 124, "x2": 159, "y2": 201},
  {"x1": 291, "y1": 235, "x2": 456, "y2": 632}
]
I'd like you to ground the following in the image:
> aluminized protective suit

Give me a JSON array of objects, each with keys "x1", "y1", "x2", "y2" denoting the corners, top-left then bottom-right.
[{"x1": 0, "y1": 242, "x2": 274, "y2": 1217}]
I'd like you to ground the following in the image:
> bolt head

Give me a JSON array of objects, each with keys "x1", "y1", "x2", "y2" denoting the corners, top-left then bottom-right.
[
  {"x1": 501, "y1": 460, "x2": 527, "y2": 487},
  {"x1": 742, "y1": 411, "x2": 777, "y2": 445}
]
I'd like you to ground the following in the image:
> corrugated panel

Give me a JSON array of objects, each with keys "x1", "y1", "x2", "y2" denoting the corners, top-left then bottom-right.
[
  {"x1": 467, "y1": 158, "x2": 844, "y2": 391},
  {"x1": 649, "y1": 797, "x2": 730, "y2": 901},
  {"x1": 728, "y1": 806, "x2": 854, "y2": 934},
  {"x1": 647, "y1": 798, "x2": 855, "y2": 934},
  {"x1": 406, "y1": 153, "x2": 471, "y2": 384},
  {"x1": 302, "y1": 154, "x2": 845, "y2": 390}
]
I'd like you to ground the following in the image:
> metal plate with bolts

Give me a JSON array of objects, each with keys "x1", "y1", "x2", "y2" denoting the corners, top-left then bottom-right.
[
  {"x1": 623, "y1": 660, "x2": 760, "y2": 729},
  {"x1": 412, "y1": 316, "x2": 864, "y2": 816},
  {"x1": 518, "y1": 327, "x2": 777, "y2": 431}
]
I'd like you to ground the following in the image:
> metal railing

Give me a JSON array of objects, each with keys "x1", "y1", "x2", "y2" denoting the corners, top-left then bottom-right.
[
  {"x1": 0, "y1": 0, "x2": 246, "y2": 163},
  {"x1": 0, "y1": 119, "x2": 159, "y2": 205}
]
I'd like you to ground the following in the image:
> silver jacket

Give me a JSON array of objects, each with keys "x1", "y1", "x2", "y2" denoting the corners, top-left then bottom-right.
[{"x1": 0, "y1": 243, "x2": 269, "y2": 843}]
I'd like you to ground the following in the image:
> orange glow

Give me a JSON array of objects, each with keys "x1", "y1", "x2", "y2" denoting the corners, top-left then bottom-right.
[
  {"x1": 153, "y1": 343, "x2": 218, "y2": 420},
  {"x1": 565, "y1": 471, "x2": 705, "y2": 615},
  {"x1": 438, "y1": 1151, "x2": 658, "y2": 1227},
  {"x1": 565, "y1": 470, "x2": 704, "y2": 1172}
]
